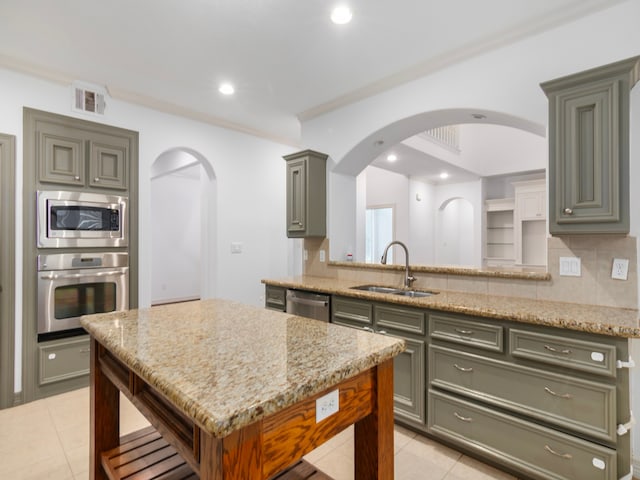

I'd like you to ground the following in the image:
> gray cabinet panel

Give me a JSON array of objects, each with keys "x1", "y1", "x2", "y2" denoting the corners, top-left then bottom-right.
[
  {"x1": 265, "y1": 285, "x2": 286, "y2": 312},
  {"x1": 429, "y1": 390, "x2": 617, "y2": 480},
  {"x1": 39, "y1": 130, "x2": 85, "y2": 186},
  {"x1": 392, "y1": 336, "x2": 426, "y2": 428},
  {"x1": 38, "y1": 336, "x2": 90, "y2": 385},
  {"x1": 510, "y1": 328, "x2": 617, "y2": 377},
  {"x1": 283, "y1": 150, "x2": 327, "y2": 238},
  {"x1": 542, "y1": 56, "x2": 639, "y2": 234},
  {"x1": 429, "y1": 313, "x2": 503, "y2": 352},
  {"x1": 89, "y1": 141, "x2": 128, "y2": 190},
  {"x1": 375, "y1": 304, "x2": 425, "y2": 336},
  {"x1": 430, "y1": 345, "x2": 616, "y2": 443},
  {"x1": 331, "y1": 296, "x2": 373, "y2": 327}
]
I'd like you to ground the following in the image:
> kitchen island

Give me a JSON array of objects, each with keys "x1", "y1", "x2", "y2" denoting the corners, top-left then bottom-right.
[{"x1": 81, "y1": 299, "x2": 405, "y2": 480}]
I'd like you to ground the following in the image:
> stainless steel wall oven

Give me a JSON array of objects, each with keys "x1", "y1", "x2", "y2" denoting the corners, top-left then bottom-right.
[
  {"x1": 37, "y1": 190, "x2": 128, "y2": 248},
  {"x1": 37, "y1": 252, "x2": 129, "y2": 335}
]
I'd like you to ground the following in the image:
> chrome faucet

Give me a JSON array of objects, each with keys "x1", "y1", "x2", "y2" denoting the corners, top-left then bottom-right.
[{"x1": 380, "y1": 240, "x2": 415, "y2": 288}]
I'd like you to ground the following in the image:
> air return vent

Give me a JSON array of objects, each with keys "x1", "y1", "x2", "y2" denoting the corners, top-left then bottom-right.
[{"x1": 71, "y1": 82, "x2": 107, "y2": 115}]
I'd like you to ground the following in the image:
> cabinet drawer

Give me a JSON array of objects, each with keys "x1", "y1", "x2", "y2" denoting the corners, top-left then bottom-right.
[
  {"x1": 375, "y1": 305, "x2": 425, "y2": 336},
  {"x1": 429, "y1": 345, "x2": 616, "y2": 442},
  {"x1": 265, "y1": 285, "x2": 286, "y2": 311},
  {"x1": 331, "y1": 296, "x2": 373, "y2": 327},
  {"x1": 429, "y1": 390, "x2": 617, "y2": 480},
  {"x1": 429, "y1": 313, "x2": 503, "y2": 352},
  {"x1": 39, "y1": 337, "x2": 91, "y2": 385},
  {"x1": 510, "y1": 329, "x2": 617, "y2": 377}
]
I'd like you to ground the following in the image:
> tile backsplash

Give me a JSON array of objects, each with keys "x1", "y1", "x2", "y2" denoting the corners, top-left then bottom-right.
[{"x1": 303, "y1": 236, "x2": 638, "y2": 309}]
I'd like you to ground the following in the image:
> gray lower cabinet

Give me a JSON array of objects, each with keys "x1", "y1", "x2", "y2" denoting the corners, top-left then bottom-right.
[
  {"x1": 265, "y1": 285, "x2": 286, "y2": 312},
  {"x1": 541, "y1": 56, "x2": 640, "y2": 234},
  {"x1": 428, "y1": 314, "x2": 630, "y2": 480},
  {"x1": 429, "y1": 390, "x2": 617, "y2": 480},
  {"x1": 38, "y1": 336, "x2": 90, "y2": 386},
  {"x1": 332, "y1": 296, "x2": 427, "y2": 431}
]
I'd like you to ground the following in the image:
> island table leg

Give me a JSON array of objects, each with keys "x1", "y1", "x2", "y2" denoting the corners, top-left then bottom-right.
[
  {"x1": 90, "y1": 338, "x2": 120, "y2": 480},
  {"x1": 354, "y1": 359, "x2": 394, "y2": 479}
]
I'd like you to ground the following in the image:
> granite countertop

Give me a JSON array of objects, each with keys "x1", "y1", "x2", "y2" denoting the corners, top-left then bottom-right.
[
  {"x1": 80, "y1": 299, "x2": 404, "y2": 438},
  {"x1": 262, "y1": 276, "x2": 640, "y2": 338}
]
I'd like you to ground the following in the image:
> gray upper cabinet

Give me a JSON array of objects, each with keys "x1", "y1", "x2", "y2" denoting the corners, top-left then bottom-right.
[
  {"x1": 541, "y1": 56, "x2": 640, "y2": 234},
  {"x1": 283, "y1": 150, "x2": 327, "y2": 238},
  {"x1": 38, "y1": 123, "x2": 129, "y2": 190}
]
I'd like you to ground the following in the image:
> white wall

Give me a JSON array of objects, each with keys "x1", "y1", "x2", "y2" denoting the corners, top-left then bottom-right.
[
  {"x1": 0, "y1": 67, "x2": 295, "y2": 393},
  {"x1": 364, "y1": 166, "x2": 410, "y2": 243}
]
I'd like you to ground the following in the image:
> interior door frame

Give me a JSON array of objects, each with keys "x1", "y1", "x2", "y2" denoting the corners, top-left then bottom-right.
[{"x1": 0, "y1": 133, "x2": 16, "y2": 409}]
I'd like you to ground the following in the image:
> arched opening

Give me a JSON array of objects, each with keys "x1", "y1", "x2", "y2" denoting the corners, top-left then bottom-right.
[
  {"x1": 150, "y1": 148, "x2": 216, "y2": 305},
  {"x1": 436, "y1": 197, "x2": 475, "y2": 266},
  {"x1": 328, "y1": 108, "x2": 546, "y2": 267}
]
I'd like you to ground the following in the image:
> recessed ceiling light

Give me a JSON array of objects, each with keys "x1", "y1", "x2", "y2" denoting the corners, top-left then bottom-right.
[
  {"x1": 331, "y1": 5, "x2": 353, "y2": 24},
  {"x1": 387, "y1": 154, "x2": 397, "y2": 162},
  {"x1": 440, "y1": 172, "x2": 449, "y2": 179},
  {"x1": 218, "y1": 83, "x2": 235, "y2": 95}
]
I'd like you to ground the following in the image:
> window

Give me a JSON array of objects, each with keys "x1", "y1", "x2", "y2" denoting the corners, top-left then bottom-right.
[{"x1": 365, "y1": 206, "x2": 394, "y2": 263}]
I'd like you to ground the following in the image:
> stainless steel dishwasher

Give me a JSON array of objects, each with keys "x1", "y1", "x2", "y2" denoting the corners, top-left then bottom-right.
[{"x1": 285, "y1": 289, "x2": 330, "y2": 322}]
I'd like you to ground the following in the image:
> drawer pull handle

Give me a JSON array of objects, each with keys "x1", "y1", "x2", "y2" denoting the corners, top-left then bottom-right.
[
  {"x1": 544, "y1": 345, "x2": 572, "y2": 355},
  {"x1": 544, "y1": 386, "x2": 572, "y2": 399},
  {"x1": 362, "y1": 327, "x2": 375, "y2": 333},
  {"x1": 455, "y1": 328, "x2": 474, "y2": 335},
  {"x1": 454, "y1": 412, "x2": 473, "y2": 423},
  {"x1": 544, "y1": 444, "x2": 572, "y2": 460},
  {"x1": 454, "y1": 364, "x2": 473, "y2": 373},
  {"x1": 79, "y1": 348, "x2": 91, "y2": 354}
]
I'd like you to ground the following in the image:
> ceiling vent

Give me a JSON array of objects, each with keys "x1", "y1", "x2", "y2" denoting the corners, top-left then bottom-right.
[{"x1": 71, "y1": 81, "x2": 107, "y2": 115}]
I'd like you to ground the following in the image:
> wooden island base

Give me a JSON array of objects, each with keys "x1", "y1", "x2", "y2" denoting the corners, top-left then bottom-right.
[{"x1": 91, "y1": 339, "x2": 395, "y2": 480}]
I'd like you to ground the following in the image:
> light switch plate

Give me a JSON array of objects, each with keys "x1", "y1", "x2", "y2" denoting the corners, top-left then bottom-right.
[
  {"x1": 230, "y1": 242, "x2": 243, "y2": 254},
  {"x1": 559, "y1": 256, "x2": 581, "y2": 277},
  {"x1": 611, "y1": 258, "x2": 629, "y2": 280},
  {"x1": 319, "y1": 250, "x2": 326, "y2": 262}
]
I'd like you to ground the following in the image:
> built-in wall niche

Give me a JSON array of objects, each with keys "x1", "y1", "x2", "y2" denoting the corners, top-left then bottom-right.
[{"x1": 483, "y1": 175, "x2": 547, "y2": 268}]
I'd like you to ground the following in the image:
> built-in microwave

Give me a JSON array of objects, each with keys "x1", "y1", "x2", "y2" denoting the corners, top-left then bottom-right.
[{"x1": 37, "y1": 190, "x2": 128, "y2": 248}]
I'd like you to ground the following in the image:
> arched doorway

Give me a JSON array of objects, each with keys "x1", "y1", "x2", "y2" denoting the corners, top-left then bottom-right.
[
  {"x1": 436, "y1": 197, "x2": 475, "y2": 266},
  {"x1": 150, "y1": 148, "x2": 216, "y2": 305}
]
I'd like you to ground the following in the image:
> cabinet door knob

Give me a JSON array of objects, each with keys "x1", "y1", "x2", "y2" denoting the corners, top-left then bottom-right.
[
  {"x1": 563, "y1": 207, "x2": 573, "y2": 215},
  {"x1": 297, "y1": 221, "x2": 303, "y2": 226},
  {"x1": 94, "y1": 177, "x2": 100, "y2": 182},
  {"x1": 74, "y1": 175, "x2": 80, "y2": 181}
]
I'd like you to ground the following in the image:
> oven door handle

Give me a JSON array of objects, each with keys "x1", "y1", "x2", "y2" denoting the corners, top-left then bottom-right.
[{"x1": 40, "y1": 270, "x2": 126, "y2": 280}]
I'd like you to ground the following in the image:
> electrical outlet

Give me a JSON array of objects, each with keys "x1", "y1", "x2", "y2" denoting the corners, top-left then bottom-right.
[
  {"x1": 230, "y1": 242, "x2": 243, "y2": 254},
  {"x1": 303, "y1": 249, "x2": 308, "y2": 261},
  {"x1": 319, "y1": 250, "x2": 326, "y2": 262},
  {"x1": 316, "y1": 389, "x2": 339, "y2": 423},
  {"x1": 611, "y1": 258, "x2": 629, "y2": 280},
  {"x1": 559, "y1": 256, "x2": 581, "y2": 277}
]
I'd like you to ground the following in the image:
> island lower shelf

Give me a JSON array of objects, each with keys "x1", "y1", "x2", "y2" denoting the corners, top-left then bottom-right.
[{"x1": 101, "y1": 426, "x2": 331, "y2": 480}]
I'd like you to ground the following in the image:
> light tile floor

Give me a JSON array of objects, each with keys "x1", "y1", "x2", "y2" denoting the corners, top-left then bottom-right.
[{"x1": 0, "y1": 387, "x2": 518, "y2": 479}]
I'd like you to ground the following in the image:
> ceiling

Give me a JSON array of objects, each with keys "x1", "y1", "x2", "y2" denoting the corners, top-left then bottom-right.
[{"x1": 0, "y1": 0, "x2": 625, "y2": 143}]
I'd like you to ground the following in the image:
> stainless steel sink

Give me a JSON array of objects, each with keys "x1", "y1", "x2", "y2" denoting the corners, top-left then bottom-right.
[
  {"x1": 351, "y1": 285, "x2": 437, "y2": 298},
  {"x1": 351, "y1": 285, "x2": 403, "y2": 294},
  {"x1": 391, "y1": 290, "x2": 434, "y2": 298}
]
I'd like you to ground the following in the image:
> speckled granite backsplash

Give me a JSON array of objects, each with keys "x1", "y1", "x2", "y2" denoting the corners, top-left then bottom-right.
[{"x1": 303, "y1": 236, "x2": 638, "y2": 310}]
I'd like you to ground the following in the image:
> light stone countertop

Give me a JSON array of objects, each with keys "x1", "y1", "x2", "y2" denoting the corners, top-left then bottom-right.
[
  {"x1": 80, "y1": 298, "x2": 405, "y2": 437},
  {"x1": 262, "y1": 276, "x2": 640, "y2": 338}
]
